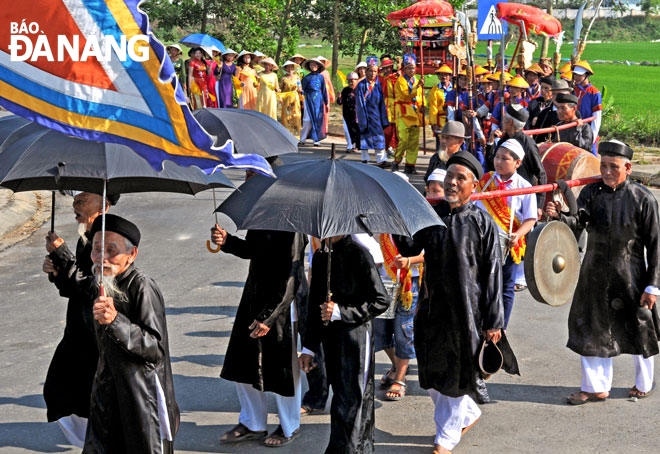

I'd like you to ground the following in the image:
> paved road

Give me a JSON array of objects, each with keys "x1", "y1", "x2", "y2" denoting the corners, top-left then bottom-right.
[{"x1": 2, "y1": 146, "x2": 660, "y2": 453}]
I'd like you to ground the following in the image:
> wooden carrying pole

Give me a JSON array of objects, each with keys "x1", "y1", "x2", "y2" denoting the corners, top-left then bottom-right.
[{"x1": 427, "y1": 175, "x2": 601, "y2": 205}]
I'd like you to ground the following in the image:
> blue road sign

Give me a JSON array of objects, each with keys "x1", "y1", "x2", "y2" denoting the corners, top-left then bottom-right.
[{"x1": 478, "y1": 0, "x2": 508, "y2": 40}]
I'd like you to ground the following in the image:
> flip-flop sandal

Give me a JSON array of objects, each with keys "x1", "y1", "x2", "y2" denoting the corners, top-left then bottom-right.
[
  {"x1": 385, "y1": 380, "x2": 407, "y2": 401},
  {"x1": 379, "y1": 367, "x2": 396, "y2": 389},
  {"x1": 567, "y1": 391, "x2": 608, "y2": 405},
  {"x1": 220, "y1": 423, "x2": 267, "y2": 443},
  {"x1": 300, "y1": 404, "x2": 324, "y2": 416},
  {"x1": 629, "y1": 383, "x2": 655, "y2": 398},
  {"x1": 263, "y1": 425, "x2": 300, "y2": 448}
]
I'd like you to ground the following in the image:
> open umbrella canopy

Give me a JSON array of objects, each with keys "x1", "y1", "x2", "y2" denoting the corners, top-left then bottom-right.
[
  {"x1": 496, "y1": 3, "x2": 562, "y2": 37},
  {"x1": 178, "y1": 33, "x2": 226, "y2": 53},
  {"x1": 0, "y1": 115, "x2": 234, "y2": 195},
  {"x1": 387, "y1": 0, "x2": 455, "y2": 27},
  {"x1": 216, "y1": 159, "x2": 443, "y2": 239},
  {"x1": 193, "y1": 108, "x2": 299, "y2": 158}
]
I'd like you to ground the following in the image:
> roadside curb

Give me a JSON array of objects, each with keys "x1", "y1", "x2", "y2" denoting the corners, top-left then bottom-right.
[{"x1": 0, "y1": 189, "x2": 50, "y2": 251}]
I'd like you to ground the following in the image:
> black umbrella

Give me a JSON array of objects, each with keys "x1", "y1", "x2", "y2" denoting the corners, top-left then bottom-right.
[
  {"x1": 215, "y1": 157, "x2": 442, "y2": 239},
  {"x1": 0, "y1": 115, "x2": 234, "y2": 236},
  {"x1": 215, "y1": 155, "x2": 443, "y2": 319},
  {"x1": 0, "y1": 115, "x2": 234, "y2": 196},
  {"x1": 193, "y1": 108, "x2": 298, "y2": 157}
]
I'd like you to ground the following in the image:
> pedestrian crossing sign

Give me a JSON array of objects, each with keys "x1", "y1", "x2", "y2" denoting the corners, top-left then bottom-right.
[{"x1": 478, "y1": 0, "x2": 508, "y2": 40}]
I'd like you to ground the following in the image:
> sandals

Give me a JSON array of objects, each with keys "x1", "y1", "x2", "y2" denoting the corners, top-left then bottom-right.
[
  {"x1": 220, "y1": 423, "x2": 267, "y2": 443},
  {"x1": 514, "y1": 284, "x2": 527, "y2": 292},
  {"x1": 263, "y1": 425, "x2": 300, "y2": 448},
  {"x1": 385, "y1": 380, "x2": 407, "y2": 401},
  {"x1": 300, "y1": 404, "x2": 324, "y2": 416},
  {"x1": 567, "y1": 391, "x2": 608, "y2": 405},
  {"x1": 379, "y1": 367, "x2": 396, "y2": 389},
  {"x1": 629, "y1": 384, "x2": 655, "y2": 398}
]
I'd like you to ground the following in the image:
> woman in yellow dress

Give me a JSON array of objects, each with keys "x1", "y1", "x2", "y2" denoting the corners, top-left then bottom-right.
[
  {"x1": 279, "y1": 60, "x2": 302, "y2": 138},
  {"x1": 256, "y1": 57, "x2": 280, "y2": 120},
  {"x1": 236, "y1": 50, "x2": 258, "y2": 110}
]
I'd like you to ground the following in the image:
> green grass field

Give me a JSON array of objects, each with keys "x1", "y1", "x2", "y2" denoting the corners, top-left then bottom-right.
[{"x1": 295, "y1": 39, "x2": 659, "y2": 143}]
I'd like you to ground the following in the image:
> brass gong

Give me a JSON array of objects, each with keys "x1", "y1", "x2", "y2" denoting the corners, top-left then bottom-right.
[{"x1": 524, "y1": 221, "x2": 580, "y2": 306}]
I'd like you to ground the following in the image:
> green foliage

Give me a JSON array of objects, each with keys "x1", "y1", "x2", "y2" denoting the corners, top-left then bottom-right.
[
  {"x1": 642, "y1": 0, "x2": 660, "y2": 15},
  {"x1": 559, "y1": 15, "x2": 660, "y2": 42},
  {"x1": 141, "y1": 0, "x2": 203, "y2": 42},
  {"x1": 601, "y1": 109, "x2": 660, "y2": 146}
]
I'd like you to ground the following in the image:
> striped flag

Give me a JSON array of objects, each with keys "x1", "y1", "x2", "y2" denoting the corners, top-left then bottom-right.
[{"x1": 0, "y1": 0, "x2": 271, "y2": 174}]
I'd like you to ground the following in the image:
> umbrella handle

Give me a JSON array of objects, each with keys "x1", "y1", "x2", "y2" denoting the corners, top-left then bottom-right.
[
  {"x1": 207, "y1": 188, "x2": 221, "y2": 253},
  {"x1": 206, "y1": 239, "x2": 221, "y2": 253}
]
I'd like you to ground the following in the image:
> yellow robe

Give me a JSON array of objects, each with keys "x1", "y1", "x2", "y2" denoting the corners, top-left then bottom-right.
[
  {"x1": 394, "y1": 75, "x2": 423, "y2": 128},
  {"x1": 279, "y1": 74, "x2": 301, "y2": 138},
  {"x1": 238, "y1": 66, "x2": 258, "y2": 110},
  {"x1": 428, "y1": 85, "x2": 446, "y2": 129},
  {"x1": 256, "y1": 72, "x2": 279, "y2": 120}
]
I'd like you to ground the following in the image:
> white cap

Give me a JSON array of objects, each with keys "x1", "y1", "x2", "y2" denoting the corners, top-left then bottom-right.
[
  {"x1": 427, "y1": 168, "x2": 447, "y2": 183},
  {"x1": 500, "y1": 139, "x2": 525, "y2": 160},
  {"x1": 354, "y1": 62, "x2": 367, "y2": 70}
]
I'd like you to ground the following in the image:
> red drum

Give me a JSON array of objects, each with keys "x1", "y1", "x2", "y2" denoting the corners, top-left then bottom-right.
[{"x1": 539, "y1": 142, "x2": 600, "y2": 205}]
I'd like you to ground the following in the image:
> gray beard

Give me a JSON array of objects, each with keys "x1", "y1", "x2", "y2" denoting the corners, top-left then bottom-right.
[
  {"x1": 93, "y1": 266, "x2": 126, "y2": 302},
  {"x1": 78, "y1": 223, "x2": 88, "y2": 245}
]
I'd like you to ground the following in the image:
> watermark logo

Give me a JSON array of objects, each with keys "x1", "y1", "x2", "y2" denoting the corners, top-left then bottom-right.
[{"x1": 8, "y1": 20, "x2": 149, "y2": 62}]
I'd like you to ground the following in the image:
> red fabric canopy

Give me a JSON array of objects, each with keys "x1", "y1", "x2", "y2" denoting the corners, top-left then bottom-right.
[
  {"x1": 496, "y1": 3, "x2": 562, "y2": 37},
  {"x1": 387, "y1": 0, "x2": 455, "y2": 26}
]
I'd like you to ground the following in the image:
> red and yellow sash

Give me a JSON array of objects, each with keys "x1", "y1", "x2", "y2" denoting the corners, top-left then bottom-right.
[
  {"x1": 379, "y1": 234, "x2": 423, "y2": 310},
  {"x1": 477, "y1": 172, "x2": 526, "y2": 264}
]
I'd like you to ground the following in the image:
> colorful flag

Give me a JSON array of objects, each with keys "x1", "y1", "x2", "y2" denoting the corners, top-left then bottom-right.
[{"x1": 0, "y1": 0, "x2": 271, "y2": 174}]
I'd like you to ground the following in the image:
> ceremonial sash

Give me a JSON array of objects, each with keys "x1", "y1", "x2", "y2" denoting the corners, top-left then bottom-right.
[
  {"x1": 278, "y1": 91, "x2": 299, "y2": 102},
  {"x1": 378, "y1": 234, "x2": 423, "y2": 310},
  {"x1": 258, "y1": 74, "x2": 278, "y2": 92},
  {"x1": 477, "y1": 172, "x2": 526, "y2": 264}
]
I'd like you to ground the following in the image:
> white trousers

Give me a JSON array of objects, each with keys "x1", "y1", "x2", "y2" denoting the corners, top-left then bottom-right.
[
  {"x1": 428, "y1": 389, "x2": 481, "y2": 451},
  {"x1": 581, "y1": 355, "x2": 654, "y2": 393},
  {"x1": 360, "y1": 148, "x2": 387, "y2": 163},
  {"x1": 236, "y1": 304, "x2": 302, "y2": 438},
  {"x1": 56, "y1": 414, "x2": 87, "y2": 448},
  {"x1": 342, "y1": 119, "x2": 354, "y2": 150}
]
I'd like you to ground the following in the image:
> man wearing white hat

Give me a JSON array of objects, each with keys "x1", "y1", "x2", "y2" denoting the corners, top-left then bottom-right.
[{"x1": 476, "y1": 139, "x2": 537, "y2": 329}]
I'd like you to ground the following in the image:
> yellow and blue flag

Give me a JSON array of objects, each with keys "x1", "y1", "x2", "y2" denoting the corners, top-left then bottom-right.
[{"x1": 0, "y1": 0, "x2": 270, "y2": 174}]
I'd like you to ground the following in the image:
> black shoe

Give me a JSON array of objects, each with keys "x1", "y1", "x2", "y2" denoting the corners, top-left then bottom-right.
[
  {"x1": 376, "y1": 161, "x2": 389, "y2": 169},
  {"x1": 391, "y1": 162, "x2": 399, "y2": 172},
  {"x1": 361, "y1": 160, "x2": 368, "y2": 164},
  {"x1": 404, "y1": 166, "x2": 417, "y2": 175}
]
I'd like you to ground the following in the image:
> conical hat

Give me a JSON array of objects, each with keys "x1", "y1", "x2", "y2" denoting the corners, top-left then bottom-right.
[
  {"x1": 260, "y1": 57, "x2": 279, "y2": 70},
  {"x1": 574, "y1": 60, "x2": 594, "y2": 75},
  {"x1": 435, "y1": 64, "x2": 452, "y2": 74},
  {"x1": 302, "y1": 58, "x2": 325, "y2": 72},
  {"x1": 525, "y1": 63, "x2": 544, "y2": 74},
  {"x1": 507, "y1": 75, "x2": 530, "y2": 89},
  {"x1": 281, "y1": 60, "x2": 299, "y2": 70},
  {"x1": 474, "y1": 65, "x2": 490, "y2": 76}
]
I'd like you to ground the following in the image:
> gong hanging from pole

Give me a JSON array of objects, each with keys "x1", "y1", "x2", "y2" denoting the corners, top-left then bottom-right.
[{"x1": 524, "y1": 221, "x2": 580, "y2": 306}]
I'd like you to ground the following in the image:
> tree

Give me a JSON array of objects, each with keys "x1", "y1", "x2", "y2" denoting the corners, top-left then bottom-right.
[{"x1": 641, "y1": 0, "x2": 660, "y2": 15}]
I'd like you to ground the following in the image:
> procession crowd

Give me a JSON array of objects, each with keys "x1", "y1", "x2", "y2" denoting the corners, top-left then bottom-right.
[
  {"x1": 166, "y1": 44, "x2": 602, "y2": 178},
  {"x1": 34, "y1": 45, "x2": 659, "y2": 454}
]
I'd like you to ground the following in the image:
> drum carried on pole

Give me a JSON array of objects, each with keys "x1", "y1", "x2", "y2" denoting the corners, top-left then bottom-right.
[
  {"x1": 540, "y1": 142, "x2": 600, "y2": 205},
  {"x1": 524, "y1": 221, "x2": 580, "y2": 306}
]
